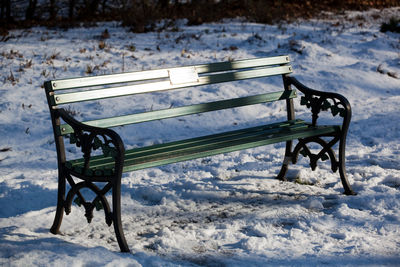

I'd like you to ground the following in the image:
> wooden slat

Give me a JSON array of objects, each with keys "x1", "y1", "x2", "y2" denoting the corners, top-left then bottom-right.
[
  {"x1": 66, "y1": 123, "x2": 340, "y2": 172},
  {"x1": 51, "y1": 69, "x2": 169, "y2": 91},
  {"x1": 123, "y1": 122, "x2": 308, "y2": 164},
  {"x1": 59, "y1": 90, "x2": 297, "y2": 135},
  {"x1": 194, "y1": 56, "x2": 290, "y2": 74},
  {"x1": 68, "y1": 120, "x2": 306, "y2": 169},
  {"x1": 68, "y1": 120, "x2": 306, "y2": 168},
  {"x1": 123, "y1": 120, "x2": 305, "y2": 158},
  {"x1": 50, "y1": 56, "x2": 290, "y2": 90},
  {"x1": 54, "y1": 65, "x2": 292, "y2": 105},
  {"x1": 123, "y1": 125, "x2": 339, "y2": 172}
]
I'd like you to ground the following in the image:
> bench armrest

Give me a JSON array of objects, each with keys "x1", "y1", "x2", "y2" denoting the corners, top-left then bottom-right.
[
  {"x1": 56, "y1": 108, "x2": 125, "y2": 177},
  {"x1": 285, "y1": 76, "x2": 351, "y2": 131}
]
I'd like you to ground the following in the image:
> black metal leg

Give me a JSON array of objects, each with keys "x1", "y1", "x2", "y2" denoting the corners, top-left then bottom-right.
[
  {"x1": 50, "y1": 169, "x2": 131, "y2": 252},
  {"x1": 276, "y1": 140, "x2": 292, "y2": 181},
  {"x1": 112, "y1": 178, "x2": 130, "y2": 252},
  {"x1": 50, "y1": 170, "x2": 66, "y2": 234},
  {"x1": 291, "y1": 136, "x2": 356, "y2": 195},
  {"x1": 338, "y1": 139, "x2": 357, "y2": 195}
]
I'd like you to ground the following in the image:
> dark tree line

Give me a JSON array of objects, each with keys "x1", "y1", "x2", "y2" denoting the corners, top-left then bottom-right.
[
  {"x1": 1, "y1": 0, "x2": 108, "y2": 22},
  {"x1": 1, "y1": 0, "x2": 11, "y2": 21},
  {"x1": 1, "y1": 0, "x2": 399, "y2": 32}
]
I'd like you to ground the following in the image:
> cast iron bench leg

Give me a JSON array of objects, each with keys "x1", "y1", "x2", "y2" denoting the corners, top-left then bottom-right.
[
  {"x1": 276, "y1": 140, "x2": 293, "y2": 181},
  {"x1": 112, "y1": 177, "x2": 130, "y2": 252},
  {"x1": 339, "y1": 138, "x2": 356, "y2": 196},
  {"x1": 50, "y1": 170, "x2": 66, "y2": 235}
]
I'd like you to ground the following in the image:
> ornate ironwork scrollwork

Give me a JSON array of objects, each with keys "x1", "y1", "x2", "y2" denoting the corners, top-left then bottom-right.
[
  {"x1": 66, "y1": 131, "x2": 118, "y2": 176},
  {"x1": 285, "y1": 76, "x2": 351, "y2": 129},
  {"x1": 279, "y1": 76, "x2": 355, "y2": 196},
  {"x1": 67, "y1": 132, "x2": 118, "y2": 159},
  {"x1": 64, "y1": 174, "x2": 113, "y2": 226},
  {"x1": 292, "y1": 136, "x2": 339, "y2": 172},
  {"x1": 300, "y1": 94, "x2": 347, "y2": 126},
  {"x1": 300, "y1": 95, "x2": 346, "y2": 117},
  {"x1": 56, "y1": 108, "x2": 124, "y2": 178}
]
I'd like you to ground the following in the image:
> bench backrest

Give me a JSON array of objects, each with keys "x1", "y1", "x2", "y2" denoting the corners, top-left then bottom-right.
[{"x1": 45, "y1": 56, "x2": 295, "y2": 137}]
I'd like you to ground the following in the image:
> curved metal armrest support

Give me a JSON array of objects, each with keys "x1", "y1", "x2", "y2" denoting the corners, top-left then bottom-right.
[
  {"x1": 56, "y1": 108, "x2": 125, "y2": 176},
  {"x1": 285, "y1": 76, "x2": 351, "y2": 131}
]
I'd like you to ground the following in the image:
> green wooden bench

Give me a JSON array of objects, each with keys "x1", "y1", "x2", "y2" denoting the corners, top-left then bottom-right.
[{"x1": 44, "y1": 55, "x2": 355, "y2": 252}]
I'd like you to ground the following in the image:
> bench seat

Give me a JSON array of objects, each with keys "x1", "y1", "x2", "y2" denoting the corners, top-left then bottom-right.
[{"x1": 65, "y1": 119, "x2": 340, "y2": 175}]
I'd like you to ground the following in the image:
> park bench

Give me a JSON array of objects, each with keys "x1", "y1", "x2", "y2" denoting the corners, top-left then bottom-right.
[{"x1": 44, "y1": 55, "x2": 355, "y2": 252}]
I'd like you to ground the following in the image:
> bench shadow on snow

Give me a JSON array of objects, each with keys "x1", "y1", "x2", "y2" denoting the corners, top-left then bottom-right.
[
  {"x1": 0, "y1": 181, "x2": 56, "y2": 218},
  {"x1": 0, "y1": 226, "x2": 139, "y2": 265},
  {"x1": 2, "y1": 225, "x2": 398, "y2": 266},
  {"x1": 123, "y1": 173, "x2": 343, "y2": 229},
  {"x1": 125, "y1": 168, "x2": 341, "y2": 204},
  {"x1": 120, "y1": 175, "x2": 398, "y2": 266}
]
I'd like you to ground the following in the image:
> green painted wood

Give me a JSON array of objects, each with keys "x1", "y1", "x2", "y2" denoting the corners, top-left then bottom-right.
[
  {"x1": 195, "y1": 56, "x2": 290, "y2": 74},
  {"x1": 66, "y1": 122, "x2": 340, "y2": 173},
  {"x1": 68, "y1": 120, "x2": 306, "y2": 169},
  {"x1": 49, "y1": 56, "x2": 290, "y2": 91},
  {"x1": 69, "y1": 120, "x2": 305, "y2": 171},
  {"x1": 123, "y1": 123, "x2": 309, "y2": 165},
  {"x1": 59, "y1": 90, "x2": 297, "y2": 135},
  {"x1": 123, "y1": 120, "x2": 305, "y2": 156},
  {"x1": 123, "y1": 125, "x2": 340, "y2": 172},
  {"x1": 53, "y1": 65, "x2": 292, "y2": 105}
]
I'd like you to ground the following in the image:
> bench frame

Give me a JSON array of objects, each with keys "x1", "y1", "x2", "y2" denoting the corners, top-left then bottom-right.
[{"x1": 44, "y1": 56, "x2": 355, "y2": 252}]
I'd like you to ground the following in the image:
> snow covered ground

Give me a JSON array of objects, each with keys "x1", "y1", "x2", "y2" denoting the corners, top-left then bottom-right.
[{"x1": 1, "y1": 7, "x2": 399, "y2": 266}]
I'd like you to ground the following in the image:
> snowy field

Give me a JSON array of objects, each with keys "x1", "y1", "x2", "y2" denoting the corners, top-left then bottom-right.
[{"x1": 1, "y1": 7, "x2": 400, "y2": 266}]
